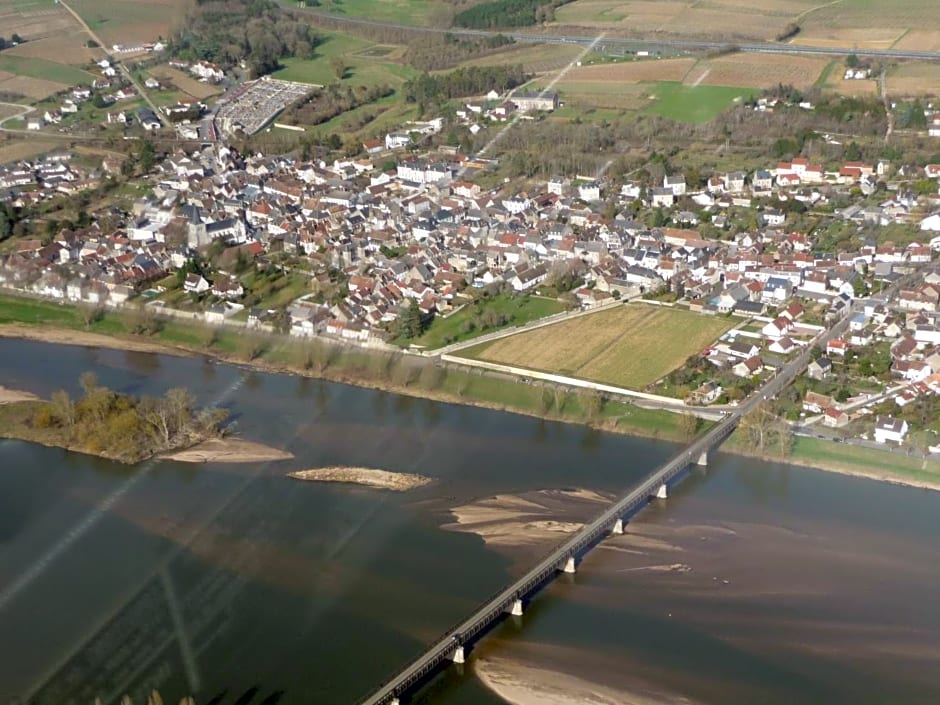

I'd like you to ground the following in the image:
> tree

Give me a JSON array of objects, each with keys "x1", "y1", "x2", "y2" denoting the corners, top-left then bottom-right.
[
  {"x1": 845, "y1": 53, "x2": 860, "y2": 68},
  {"x1": 738, "y1": 402, "x2": 791, "y2": 456},
  {"x1": 51, "y1": 390, "x2": 76, "y2": 429},
  {"x1": 679, "y1": 412, "x2": 700, "y2": 440},
  {"x1": 583, "y1": 390, "x2": 605, "y2": 420},
  {"x1": 330, "y1": 56, "x2": 346, "y2": 80},
  {"x1": 399, "y1": 299, "x2": 423, "y2": 339}
]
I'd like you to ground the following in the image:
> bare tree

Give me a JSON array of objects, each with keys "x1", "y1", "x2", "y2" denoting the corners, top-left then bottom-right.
[
  {"x1": 679, "y1": 412, "x2": 700, "y2": 440},
  {"x1": 50, "y1": 389, "x2": 75, "y2": 428}
]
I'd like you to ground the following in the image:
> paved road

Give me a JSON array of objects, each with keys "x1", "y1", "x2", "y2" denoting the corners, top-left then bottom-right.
[{"x1": 289, "y1": 8, "x2": 940, "y2": 61}]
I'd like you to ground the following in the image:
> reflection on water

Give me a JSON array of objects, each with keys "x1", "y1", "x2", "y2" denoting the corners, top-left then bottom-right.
[{"x1": 0, "y1": 338, "x2": 938, "y2": 705}]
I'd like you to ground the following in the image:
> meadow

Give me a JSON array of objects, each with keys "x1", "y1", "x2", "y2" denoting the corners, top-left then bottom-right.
[
  {"x1": 643, "y1": 82, "x2": 755, "y2": 124},
  {"x1": 67, "y1": 0, "x2": 183, "y2": 45},
  {"x1": 460, "y1": 304, "x2": 735, "y2": 390}
]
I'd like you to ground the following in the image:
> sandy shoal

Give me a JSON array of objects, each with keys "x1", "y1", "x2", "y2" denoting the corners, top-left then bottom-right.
[
  {"x1": 476, "y1": 657, "x2": 697, "y2": 705},
  {"x1": 0, "y1": 385, "x2": 39, "y2": 404},
  {"x1": 0, "y1": 324, "x2": 189, "y2": 356},
  {"x1": 443, "y1": 489, "x2": 611, "y2": 547},
  {"x1": 288, "y1": 467, "x2": 432, "y2": 491},
  {"x1": 161, "y1": 438, "x2": 294, "y2": 463}
]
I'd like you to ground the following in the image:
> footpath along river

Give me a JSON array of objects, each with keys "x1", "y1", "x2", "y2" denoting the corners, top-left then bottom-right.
[{"x1": 0, "y1": 338, "x2": 937, "y2": 705}]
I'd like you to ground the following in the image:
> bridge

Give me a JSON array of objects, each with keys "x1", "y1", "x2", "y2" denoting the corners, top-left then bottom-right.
[{"x1": 359, "y1": 303, "x2": 860, "y2": 705}]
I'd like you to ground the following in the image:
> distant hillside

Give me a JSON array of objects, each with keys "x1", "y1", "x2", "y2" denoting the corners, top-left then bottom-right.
[{"x1": 453, "y1": 0, "x2": 573, "y2": 29}]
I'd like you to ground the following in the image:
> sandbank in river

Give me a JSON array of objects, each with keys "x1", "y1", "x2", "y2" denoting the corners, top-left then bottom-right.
[
  {"x1": 288, "y1": 467, "x2": 432, "y2": 491},
  {"x1": 0, "y1": 385, "x2": 39, "y2": 405},
  {"x1": 161, "y1": 438, "x2": 294, "y2": 463}
]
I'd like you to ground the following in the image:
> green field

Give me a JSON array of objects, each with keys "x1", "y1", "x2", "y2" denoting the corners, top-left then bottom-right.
[
  {"x1": 460, "y1": 304, "x2": 735, "y2": 390},
  {"x1": 67, "y1": 0, "x2": 180, "y2": 44},
  {"x1": 0, "y1": 55, "x2": 94, "y2": 85},
  {"x1": 289, "y1": 0, "x2": 444, "y2": 26},
  {"x1": 644, "y1": 82, "x2": 756, "y2": 124},
  {"x1": 273, "y1": 32, "x2": 417, "y2": 88},
  {"x1": 401, "y1": 294, "x2": 567, "y2": 350}
]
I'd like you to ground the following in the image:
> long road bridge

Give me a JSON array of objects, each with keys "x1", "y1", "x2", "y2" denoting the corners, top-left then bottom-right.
[{"x1": 359, "y1": 303, "x2": 861, "y2": 705}]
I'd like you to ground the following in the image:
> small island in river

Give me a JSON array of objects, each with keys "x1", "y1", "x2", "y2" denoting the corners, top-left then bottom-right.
[
  {"x1": 0, "y1": 372, "x2": 230, "y2": 464},
  {"x1": 288, "y1": 467, "x2": 432, "y2": 491}
]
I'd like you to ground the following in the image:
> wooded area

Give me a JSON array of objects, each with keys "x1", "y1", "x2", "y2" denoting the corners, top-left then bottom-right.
[
  {"x1": 454, "y1": 0, "x2": 573, "y2": 28},
  {"x1": 19, "y1": 373, "x2": 229, "y2": 463}
]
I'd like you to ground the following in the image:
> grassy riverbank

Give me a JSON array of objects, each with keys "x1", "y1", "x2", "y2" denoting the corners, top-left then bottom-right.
[{"x1": 0, "y1": 294, "x2": 937, "y2": 486}]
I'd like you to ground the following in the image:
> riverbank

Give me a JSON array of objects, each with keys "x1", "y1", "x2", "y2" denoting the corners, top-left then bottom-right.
[
  {"x1": 288, "y1": 467, "x2": 432, "y2": 491},
  {"x1": 0, "y1": 301, "x2": 937, "y2": 487}
]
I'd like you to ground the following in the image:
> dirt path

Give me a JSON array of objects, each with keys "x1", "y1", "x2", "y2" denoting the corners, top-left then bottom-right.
[{"x1": 0, "y1": 102, "x2": 34, "y2": 132}]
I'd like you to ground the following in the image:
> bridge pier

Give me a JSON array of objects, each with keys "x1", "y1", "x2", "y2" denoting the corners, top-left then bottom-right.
[
  {"x1": 611, "y1": 518, "x2": 624, "y2": 535},
  {"x1": 653, "y1": 483, "x2": 668, "y2": 500},
  {"x1": 450, "y1": 645, "x2": 465, "y2": 664},
  {"x1": 561, "y1": 556, "x2": 577, "y2": 574},
  {"x1": 390, "y1": 699, "x2": 400, "y2": 705},
  {"x1": 696, "y1": 449, "x2": 708, "y2": 466},
  {"x1": 508, "y1": 599, "x2": 524, "y2": 616}
]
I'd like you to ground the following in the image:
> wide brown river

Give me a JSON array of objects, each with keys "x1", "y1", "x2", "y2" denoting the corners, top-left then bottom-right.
[{"x1": 0, "y1": 338, "x2": 937, "y2": 705}]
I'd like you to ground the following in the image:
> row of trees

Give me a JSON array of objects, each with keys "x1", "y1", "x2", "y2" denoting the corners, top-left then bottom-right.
[
  {"x1": 34, "y1": 373, "x2": 229, "y2": 462},
  {"x1": 171, "y1": 0, "x2": 318, "y2": 76},
  {"x1": 282, "y1": 83, "x2": 394, "y2": 127},
  {"x1": 403, "y1": 34, "x2": 515, "y2": 72},
  {"x1": 402, "y1": 65, "x2": 528, "y2": 105},
  {"x1": 453, "y1": 0, "x2": 572, "y2": 28}
]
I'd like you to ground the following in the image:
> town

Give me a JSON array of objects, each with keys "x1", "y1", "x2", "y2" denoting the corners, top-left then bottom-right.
[{"x1": 2, "y1": 113, "x2": 940, "y2": 454}]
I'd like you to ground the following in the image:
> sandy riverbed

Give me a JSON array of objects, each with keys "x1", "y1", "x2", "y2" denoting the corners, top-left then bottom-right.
[
  {"x1": 443, "y1": 489, "x2": 611, "y2": 547},
  {"x1": 0, "y1": 324, "x2": 190, "y2": 356},
  {"x1": 476, "y1": 657, "x2": 697, "y2": 705},
  {"x1": 288, "y1": 467, "x2": 432, "y2": 491},
  {"x1": 0, "y1": 385, "x2": 39, "y2": 404},
  {"x1": 161, "y1": 438, "x2": 294, "y2": 463}
]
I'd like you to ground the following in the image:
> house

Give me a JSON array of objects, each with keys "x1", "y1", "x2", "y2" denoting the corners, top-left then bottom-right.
[
  {"x1": 874, "y1": 416, "x2": 909, "y2": 444},
  {"x1": 762, "y1": 316, "x2": 793, "y2": 339},
  {"x1": 803, "y1": 391, "x2": 835, "y2": 413},
  {"x1": 26, "y1": 118, "x2": 44, "y2": 131},
  {"x1": 733, "y1": 355, "x2": 764, "y2": 377},
  {"x1": 362, "y1": 138, "x2": 383, "y2": 154},
  {"x1": 687, "y1": 381, "x2": 722, "y2": 405},
  {"x1": 211, "y1": 275, "x2": 244, "y2": 300},
  {"x1": 822, "y1": 407, "x2": 849, "y2": 428},
  {"x1": 768, "y1": 335, "x2": 797, "y2": 354},
  {"x1": 663, "y1": 174, "x2": 686, "y2": 196},
  {"x1": 183, "y1": 273, "x2": 210, "y2": 294},
  {"x1": 137, "y1": 107, "x2": 161, "y2": 131},
  {"x1": 728, "y1": 340, "x2": 760, "y2": 359},
  {"x1": 650, "y1": 188, "x2": 675, "y2": 207},
  {"x1": 578, "y1": 181, "x2": 601, "y2": 202},
  {"x1": 510, "y1": 91, "x2": 558, "y2": 112},
  {"x1": 807, "y1": 357, "x2": 832, "y2": 380},
  {"x1": 827, "y1": 338, "x2": 849, "y2": 356},
  {"x1": 385, "y1": 132, "x2": 411, "y2": 150},
  {"x1": 762, "y1": 208, "x2": 785, "y2": 227}
]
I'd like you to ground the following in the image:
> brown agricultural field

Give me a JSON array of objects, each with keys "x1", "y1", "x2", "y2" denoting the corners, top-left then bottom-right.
[
  {"x1": 553, "y1": 80, "x2": 649, "y2": 109},
  {"x1": 886, "y1": 62, "x2": 940, "y2": 97},
  {"x1": 67, "y1": 0, "x2": 185, "y2": 45},
  {"x1": 0, "y1": 75, "x2": 69, "y2": 100},
  {"x1": 459, "y1": 43, "x2": 584, "y2": 73},
  {"x1": 823, "y1": 71, "x2": 878, "y2": 97},
  {"x1": 562, "y1": 58, "x2": 695, "y2": 83},
  {"x1": 0, "y1": 137, "x2": 62, "y2": 164},
  {"x1": 892, "y1": 30, "x2": 940, "y2": 52},
  {"x1": 0, "y1": 1, "x2": 77, "y2": 40},
  {"x1": 556, "y1": 0, "x2": 939, "y2": 45},
  {"x1": 461, "y1": 305, "x2": 735, "y2": 391},
  {"x1": 691, "y1": 53, "x2": 828, "y2": 90},
  {"x1": 5, "y1": 29, "x2": 105, "y2": 65},
  {"x1": 149, "y1": 66, "x2": 223, "y2": 100}
]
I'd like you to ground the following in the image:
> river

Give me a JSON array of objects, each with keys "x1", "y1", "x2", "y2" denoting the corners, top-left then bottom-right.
[{"x1": 0, "y1": 338, "x2": 937, "y2": 705}]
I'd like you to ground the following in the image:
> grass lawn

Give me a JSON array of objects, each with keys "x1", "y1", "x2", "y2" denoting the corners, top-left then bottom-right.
[
  {"x1": 643, "y1": 82, "x2": 756, "y2": 124},
  {"x1": 401, "y1": 294, "x2": 567, "y2": 350},
  {"x1": 0, "y1": 55, "x2": 94, "y2": 85},
  {"x1": 789, "y1": 437, "x2": 940, "y2": 483},
  {"x1": 460, "y1": 304, "x2": 735, "y2": 390}
]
